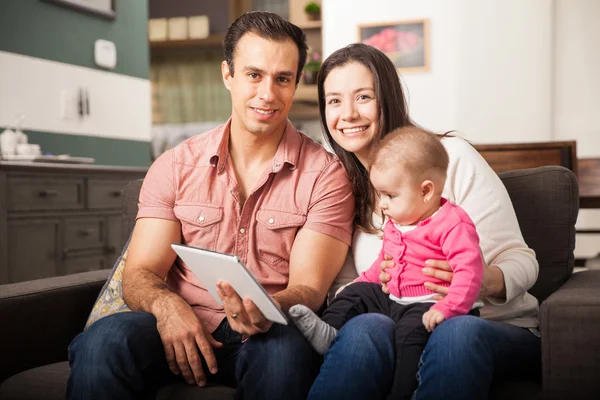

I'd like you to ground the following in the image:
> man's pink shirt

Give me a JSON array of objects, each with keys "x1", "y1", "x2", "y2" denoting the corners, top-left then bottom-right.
[
  {"x1": 137, "y1": 119, "x2": 354, "y2": 332},
  {"x1": 356, "y1": 199, "x2": 484, "y2": 319}
]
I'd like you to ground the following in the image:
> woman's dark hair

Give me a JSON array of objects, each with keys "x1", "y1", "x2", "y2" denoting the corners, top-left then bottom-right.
[
  {"x1": 223, "y1": 11, "x2": 308, "y2": 85},
  {"x1": 317, "y1": 43, "x2": 415, "y2": 232}
]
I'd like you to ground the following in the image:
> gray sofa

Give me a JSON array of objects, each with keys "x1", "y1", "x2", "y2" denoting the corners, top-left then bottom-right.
[{"x1": 1, "y1": 166, "x2": 599, "y2": 399}]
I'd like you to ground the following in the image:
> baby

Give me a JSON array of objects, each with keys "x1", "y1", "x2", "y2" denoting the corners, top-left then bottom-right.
[{"x1": 289, "y1": 126, "x2": 484, "y2": 399}]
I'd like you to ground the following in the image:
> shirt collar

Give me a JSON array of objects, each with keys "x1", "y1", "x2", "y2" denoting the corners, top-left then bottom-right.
[
  {"x1": 209, "y1": 118, "x2": 301, "y2": 174},
  {"x1": 272, "y1": 119, "x2": 300, "y2": 172}
]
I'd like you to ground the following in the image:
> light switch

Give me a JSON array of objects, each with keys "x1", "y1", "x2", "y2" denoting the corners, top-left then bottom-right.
[{"x1": 60, "y1": 90, "x2": 77, "y2": 120}]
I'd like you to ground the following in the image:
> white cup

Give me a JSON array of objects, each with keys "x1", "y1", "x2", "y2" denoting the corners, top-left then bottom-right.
[{"x1": 16, "y1": 143, "x2": 41, "y2": 156}]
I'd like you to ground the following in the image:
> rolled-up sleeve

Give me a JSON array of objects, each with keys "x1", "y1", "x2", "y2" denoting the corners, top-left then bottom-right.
[
  {"x1": 137, "y1": 149, "x2": 178, "y2": 221},
  {"x1": 304, "y1": 159, "x2": 355, "y2": 246}
]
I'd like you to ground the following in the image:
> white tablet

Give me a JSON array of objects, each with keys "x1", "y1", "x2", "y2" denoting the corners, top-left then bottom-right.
[{"x1": 171, "y1": 244, "x2": 288, "y2": 325}]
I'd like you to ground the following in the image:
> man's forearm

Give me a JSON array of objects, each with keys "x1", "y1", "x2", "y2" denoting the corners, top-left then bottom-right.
[
  {"x1": 123, "y1": 268, "x2": 181, "y2": 317},
  {"x1": 273, "y1": 284, "x2": 324, "y2": 313}
]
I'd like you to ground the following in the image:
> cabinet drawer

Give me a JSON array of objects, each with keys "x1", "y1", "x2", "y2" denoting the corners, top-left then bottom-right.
[
  {"x1": 64, "y1": 218, "x2": 105, "y2": 251},
  {"x1": 62, "y1": 254, "x2": 108, "y2": 275},
  {"x1": 7, "y1": 177, "x2": 84, "y2": 211},
  {"x1": 88, "y1": 179, "x2": 129, "y2": 209}
]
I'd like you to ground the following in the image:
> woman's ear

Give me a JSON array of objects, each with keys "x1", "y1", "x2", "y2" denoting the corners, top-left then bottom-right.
[{"x1": 421, "y1": 180, "x2": 435, "y2": 203}]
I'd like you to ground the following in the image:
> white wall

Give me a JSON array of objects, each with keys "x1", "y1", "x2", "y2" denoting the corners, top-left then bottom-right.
[
  {"x1": 553, "y1": 0, "x2": 600, "y2": 260},
  {"x1": 323, "y1": 0, "x2": 554, "y2": 143},
  {"x1": 0, "y1": 51, "x2": 151, "y2": 142},
  {"x1": 323, "y1": 0, "x2": 600, "y2": 260},
  {"x1": 553, "y1": 0, "x2": 600, "y2": 158}
]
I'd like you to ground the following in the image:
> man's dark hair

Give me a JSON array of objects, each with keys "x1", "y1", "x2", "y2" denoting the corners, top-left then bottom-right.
[{"x1": 223, "y1": 11, "x2": 308, "y2": 85}]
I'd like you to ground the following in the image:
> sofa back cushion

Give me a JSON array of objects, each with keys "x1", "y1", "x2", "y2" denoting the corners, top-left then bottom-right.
[
  {"x1": 121, "y1": 179, "x2": 144, "y2": 250},
  {"x1": 498, "y1": 166, "x2": 578, "y2": 303}
]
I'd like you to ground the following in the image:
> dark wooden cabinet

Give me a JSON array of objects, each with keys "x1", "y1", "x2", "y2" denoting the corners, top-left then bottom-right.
[
  {"x1": 7, "y1": 218, "x2": 60, "y2": 283},
  {"x1": 0, "y1": 162, "x2": 146, "y2": 284}
]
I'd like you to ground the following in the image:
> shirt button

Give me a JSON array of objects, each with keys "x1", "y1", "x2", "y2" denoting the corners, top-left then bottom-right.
[
  {"x1": 239, "y1": 228, "x2": 246, "y2": 234},
  {"x1": 268, "y1": 218, "x2": 275, "y2": 224},
  {"x1": 198, "y1": 216, "x2": 205, "y2": 222}
]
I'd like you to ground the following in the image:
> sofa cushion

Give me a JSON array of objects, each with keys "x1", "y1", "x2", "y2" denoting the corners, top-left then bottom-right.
[
  {"x1": 0, "y1": 270, "x2": 109, "y2": 384},
  {"x1": 498, "y1": 166, "x2": 578, "y2": 303},
  {"x1": 0, "y1": 362, "x2": 235, "y2": 400},
  {"x1": 0, "y1": 362, "x2": 69, "y2": 400},
  {"x1": 84, "y1": 179, "x2": 144, "y2": 330},
  {"x1": 0, "y1": 361, "x2": 538, "y2": 400}
]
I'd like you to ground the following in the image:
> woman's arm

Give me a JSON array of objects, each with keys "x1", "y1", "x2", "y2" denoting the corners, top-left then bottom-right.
[{"x1": 440, "y1": 137, "x2": 538, "y2": 304}]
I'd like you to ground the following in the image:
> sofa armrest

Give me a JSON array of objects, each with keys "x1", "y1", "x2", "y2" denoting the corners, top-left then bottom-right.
[
  {"x1": 540, "y1": 270, "x2": 600, "y2": 399},
  {"x1": 0, "y1": 270, "x2": 109, "y2": 383}
]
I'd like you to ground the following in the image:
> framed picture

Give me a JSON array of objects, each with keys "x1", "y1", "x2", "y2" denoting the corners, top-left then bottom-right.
[
  {"x1": 358, "y1": 19, "x2": 430, "y2": 73},
  {"x1": 44, "y1": 0, "x2": 115, "y2": 20}
]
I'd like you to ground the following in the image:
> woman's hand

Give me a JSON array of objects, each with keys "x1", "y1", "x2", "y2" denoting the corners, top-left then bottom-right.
[
  {"x1": 422, "y1": 256, "x2": 506, "y2": 300},
  {"x1": 379, "y1": 254, "x2": 394, "y2": 294},
  {"x1": 421, "y1": 260, "x2": 454, "y2": 300}
]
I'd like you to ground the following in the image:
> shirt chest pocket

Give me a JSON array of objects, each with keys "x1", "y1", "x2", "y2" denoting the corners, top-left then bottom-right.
[
  {"x1": 174, "y1": 203, "x2": 223, "y2": 251},
  {"x1": 256, "y1": 209, "x2": 306, "y2": 271}
]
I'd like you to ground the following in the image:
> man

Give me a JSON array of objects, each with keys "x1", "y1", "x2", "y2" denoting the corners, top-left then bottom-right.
[{"x1": 67, "y1": 11, "x2": 354, "y2": 400}]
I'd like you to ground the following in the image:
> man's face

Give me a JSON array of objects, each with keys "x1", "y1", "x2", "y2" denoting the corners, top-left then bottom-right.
[{"x1": 222, "y1": 33, "x2": 299, "y2": 138}]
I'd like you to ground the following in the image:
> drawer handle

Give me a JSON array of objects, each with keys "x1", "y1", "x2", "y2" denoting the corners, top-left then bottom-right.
[
  {"x1": 39, "y1": 190, "x2": 58, "y2": 197},
  {"x1": 77, "y1": 228, "x2": 95, "y2": 237},
  {"x1": 109, "y1": 190, "x2": 122, "y2": 197}
]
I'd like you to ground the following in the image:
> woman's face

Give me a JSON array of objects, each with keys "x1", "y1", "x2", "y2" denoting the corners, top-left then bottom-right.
[{"x1": 324, "y1": 62, "x2": 379, "y2": 166}]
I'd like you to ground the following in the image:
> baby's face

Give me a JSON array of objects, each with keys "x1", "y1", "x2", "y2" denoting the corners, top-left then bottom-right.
[{"x1": 371, "y1": 165, "x2": 429, "y2": 226}]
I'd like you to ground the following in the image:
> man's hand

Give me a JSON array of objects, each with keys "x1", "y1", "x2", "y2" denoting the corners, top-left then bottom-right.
[
  {"x1": 422, "y1": 309, "x2": 445, "y2": 332},
  {"x1": 217, "y1": 281, "x2": 276, "y2": 336},
  {"x1": 155, "y1": 298, "x2": 223, "y2": 387}
]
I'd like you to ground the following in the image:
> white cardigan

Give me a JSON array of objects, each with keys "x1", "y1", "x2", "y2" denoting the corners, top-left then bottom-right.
[{"x1": 332, "y1": 136, "x2": 540, "y2": 328}]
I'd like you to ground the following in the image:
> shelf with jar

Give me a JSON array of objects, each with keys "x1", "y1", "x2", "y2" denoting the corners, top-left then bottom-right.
[
  {"x1": 291, "y1": 82, "x2": 320, "y2": 120},
  {"x1": 288, "y1": 0, "x2": 322, "y2": 117}
]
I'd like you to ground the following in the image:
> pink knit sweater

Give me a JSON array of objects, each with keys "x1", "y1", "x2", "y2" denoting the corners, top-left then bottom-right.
[{"x1": 356, "y1": 199, "x2": 483, "y2": 319}]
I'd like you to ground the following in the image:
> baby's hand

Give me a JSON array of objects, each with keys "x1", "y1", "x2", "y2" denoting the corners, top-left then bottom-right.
[{"x1": 422, "y1": 309, "x2": 445, "y2": 332}]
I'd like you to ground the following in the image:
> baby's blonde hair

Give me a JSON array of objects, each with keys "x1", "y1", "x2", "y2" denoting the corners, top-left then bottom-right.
[{"x1": 369, "y1": 126, "x2": 449, "y2": 188}]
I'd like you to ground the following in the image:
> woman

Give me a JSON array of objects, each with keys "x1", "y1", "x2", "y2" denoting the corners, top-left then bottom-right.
[{"x1": 308, "y1": 43, "x2": 541, "y2": 399}]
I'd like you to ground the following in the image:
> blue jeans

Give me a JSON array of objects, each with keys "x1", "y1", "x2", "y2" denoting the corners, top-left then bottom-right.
[
  {"x1": 309, "y1": 314, "x2": 541, "y2": 400},
  {"x1": 413, "y1": 315, "x2": 541, "y2": 400},
  {"x1": 67, "y1": 311, "x2": 321, "y2": 399},
  {"x1": 308, "y1": 313, "x2": 396, "y2": 399}
]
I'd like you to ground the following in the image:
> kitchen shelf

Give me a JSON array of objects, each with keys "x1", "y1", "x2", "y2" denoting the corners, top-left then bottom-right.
[
  {"x1": 296, "y1": 20, "x2": 322, "y2": 30},
  {"x1": 289, "y1": 102, "x2": 319, "y2": 120},
  {"x1": 150, "y1": 35, "x2": 224, "y2": 51},
  {"x1": 294, "y1": 84, "x2": 318, "y2": 103}
]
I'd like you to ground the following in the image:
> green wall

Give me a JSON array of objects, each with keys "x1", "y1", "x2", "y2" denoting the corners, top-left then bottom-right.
[
  {"x1": 0, "y1": 0, "x2": 151, "y2": 167},
  {"x1": 26, "y1": 130, "x2": 151, "y2": 167},
  {"x1": 0, "y1": 0, "x2": 149, "y2": 79}
]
